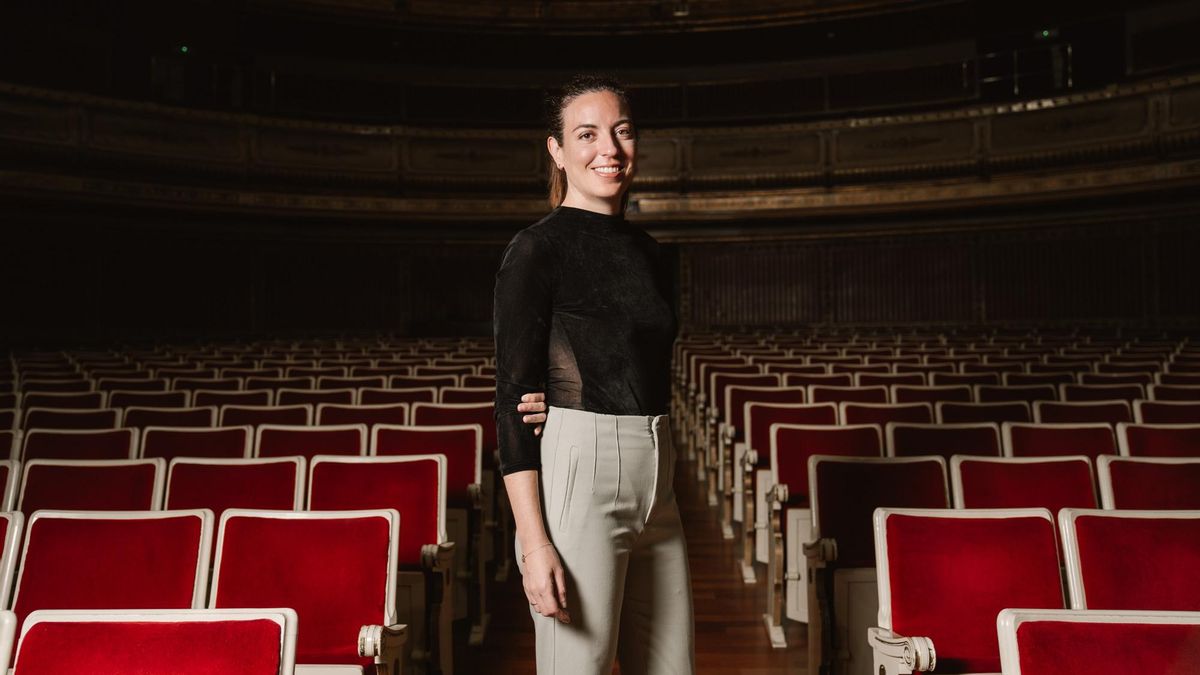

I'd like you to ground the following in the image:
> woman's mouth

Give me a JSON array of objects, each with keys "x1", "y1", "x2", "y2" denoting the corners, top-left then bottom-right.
[{"x1": 593, "y1": 165, "x2": 624, "y2": 178}]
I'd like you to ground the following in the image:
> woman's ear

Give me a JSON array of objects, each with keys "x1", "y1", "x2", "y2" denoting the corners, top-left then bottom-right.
[{"x1": 546, "y1": 136, "x2": 564, "y2": 170}]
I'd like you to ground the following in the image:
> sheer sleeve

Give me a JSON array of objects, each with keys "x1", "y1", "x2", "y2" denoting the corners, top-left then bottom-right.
[{"x1": 493, "y1": 228, "x2": 554, "y2": 476}]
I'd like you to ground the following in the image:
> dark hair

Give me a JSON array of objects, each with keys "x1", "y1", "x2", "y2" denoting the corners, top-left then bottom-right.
[{"x1": 544, "y1": 74, "x2": 634, "y2": 212}]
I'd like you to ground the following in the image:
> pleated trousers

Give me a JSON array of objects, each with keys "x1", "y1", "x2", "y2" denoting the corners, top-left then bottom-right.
[{"x1": 516, "y1": 405, "x2": 695, "y2": 675}]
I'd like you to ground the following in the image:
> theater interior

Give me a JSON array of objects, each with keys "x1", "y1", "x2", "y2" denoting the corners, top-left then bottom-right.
[{"x1": 2, "y1": 0, "x2": 1200, "y2": 673}]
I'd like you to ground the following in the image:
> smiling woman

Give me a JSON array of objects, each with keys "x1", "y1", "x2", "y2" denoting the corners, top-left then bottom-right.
[{"x1": 493, "y1": 75, "x2": 694, "y2": 675}]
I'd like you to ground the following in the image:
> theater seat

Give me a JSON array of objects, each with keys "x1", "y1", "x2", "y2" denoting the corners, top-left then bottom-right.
[
  {"x1": 121, "y1": 406, "x2": 217, "y2": 430},
  {"x1": 936, "y1": 401, "x2": 1031, "y2": 425},
  {"x1": 886, "y1": 422, "x2": 1001, "y2": 460},
  {"x1": 20, "y1": 428, "x2": 138, "y2": 461},
  {"x1": 18, "y1": 459, "x2": 166, "y2": 513},
  {"x1": 219, "y1": 405, "x2": 313, "y2": 428},
  {"x1": 996, "y1": 608, "x2": 1200, "y2": 675},
  {"x1": 1097, "y1": 456, "x2": 1200, "y2": 509},
  {"x1": 1117, "y1": 423, "x2": 1200, "y2": 457},
  {"x1": 869, "y1": 508, "x2": 1063, "y2": 674},
  {"x1": 13, "y1": 608, "x2": 298, "y2": 675},
  {"x1": 0, "y1": 461, "x2": 19, "y2": 511},
  {"x1": 802, "y1": 456, "x2": 947, "y2": 671},
  {"x1": 255, "y1": 424, "x2": 367, "y2": 460},
  {"x1": 0, "y1": 513, "x2": 24, "y2": 609},
  {"x1": 316, "y1": 403, "x2": 409, "y2": 430},
  {"x1": 1060, "y1": 509, "x2": 1200, "y2": 611},
  {"x1": 309, "y1": 455, "x2": 453, "y2": 674},
  {"x1": 11, "y1": 510, "x2": 212, "y2": 642},
  {"x1": 1135, "y1": 400, "x2": 1200, "y2": 424},
  {"x1": 166, "y1": 456, "x2": 305, "y2": 518},
  {"x1": 1034, "y1": 400, "x2": 1132, "y2": 426},
  {"x1": 141, "y1": 426, "x2": 252, "y2": 460},
  {"x1": 839, "y1": 402, "x2": 932, "y2": 427},
  {"x1": 21, "y1": 407, "x2": 119, "y2": 431},
  {"x1": 1001, "y1": 422, "x2": 1116, "y2": 459},
  {"x1": 951, "y1": 456, "x2": 1096, "y2": 514},
  {"x1": 210, "y1": 509, "x2": 406, "y2": 674}
]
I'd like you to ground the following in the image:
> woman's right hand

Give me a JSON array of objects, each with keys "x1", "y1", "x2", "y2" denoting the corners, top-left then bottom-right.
[{"x1": 522, "y1": 541, "x2": 571, "y2": 624}]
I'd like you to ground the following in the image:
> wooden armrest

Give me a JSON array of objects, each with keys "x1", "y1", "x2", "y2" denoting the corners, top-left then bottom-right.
[
  {"x1": 802, "y1": 537, "x2": 837, "y2": 563},
  {"x1": 359, "y1": 623, "x2": 408, "y2": 674},
  {"x1": 468, "y1": 483, "x2": 483, "y2": 510},
  {"x1": 767, "y1": 482, "x2": 789, "y2": 506},
  {"x1": 421, "y1": 541, "x2": 456, "y2": 572},
  {"x1": 743, "y1": 449, "x2": 759, "y2": 471},
  {"x1": 867, "y1": 627, "x2": 936, "y2": 675}
]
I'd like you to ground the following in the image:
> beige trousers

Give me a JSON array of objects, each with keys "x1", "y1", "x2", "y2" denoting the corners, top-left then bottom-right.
[{"x1": 516, "y1": 406, "x2": 695, "y2": 675}]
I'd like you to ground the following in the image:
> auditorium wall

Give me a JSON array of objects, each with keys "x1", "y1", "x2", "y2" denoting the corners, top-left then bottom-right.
[{"x1": 3, "y1": 207, "x2": 1197, "y2": 348}]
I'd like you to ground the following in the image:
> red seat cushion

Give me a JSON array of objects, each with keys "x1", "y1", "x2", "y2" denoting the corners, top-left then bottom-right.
[
  {"x1": 21, "y1": 463, "x2": 158, "y2": 514},
  {"x1": 167, "y1": 461, "x2": 299, "y2": 518},
  {"x1": 890, "y1": 424, "x2": 1000, "y2": 460},
  {"x1": 958, "y1": 459, "x2": 1096, "y2": 512},
  {"x1": 1107, "y1": 460, "x2": 1200, "y2": 509},
  {"x1": 1073, "y1": 514, "x2": 1200, "y2": 610},
  {"x1": 257, "y1": 426, "x2": 363, "y2": 460},
  {"x1": 22, "y1": 430, "x2": 134, "y2": 461},
  {"x1": 374, "y1": 426, "x2": 479, "y2": 508},
  {"x1": 774, "y1": 426, "x2": 881, "y2": 506},
  {"x1": 143, "y1": 428, "x2": 249, "y2": 460},
  {"x1": 1122, "y1": 425, "x2": 1200, "y2": 457},
  {"x1": 1015, "y1": 620, "x2": 1200, "y2": 675}
]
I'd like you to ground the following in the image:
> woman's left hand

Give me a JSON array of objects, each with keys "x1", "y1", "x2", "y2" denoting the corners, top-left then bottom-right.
[{"x1": 518, "y1": 392, "x2": 547, "y2": 436}]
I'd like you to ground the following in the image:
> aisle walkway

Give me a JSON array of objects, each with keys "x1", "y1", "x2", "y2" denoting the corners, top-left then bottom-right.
[{"x1": 458, "y1": 443, "x2": 807, "y2": 674}]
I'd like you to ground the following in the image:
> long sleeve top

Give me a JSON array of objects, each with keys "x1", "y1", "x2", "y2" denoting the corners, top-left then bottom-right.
[{"x1": 493, "y1": 205, "x2": 677, "y2": 476}]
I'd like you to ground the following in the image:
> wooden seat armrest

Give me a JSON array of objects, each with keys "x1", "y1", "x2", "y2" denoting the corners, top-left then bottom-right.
[
  {"x1": 421, "y1": 541, "x2": 456, "y2": 572},
  {"x1": 802, "y1": 537, "x2": 837, "y2": 564},
  {"x1": 767, "y1": 482, "x2": 789, "y2": 507},
  {"x1": 468, "y1": 483, "x2": 483, "y2": 510},
  {"x1": 867, "y1": 627, "x2": 936, "y2": 675},
  {"x1": 743, "y1": 449, "x2": 759, "y2": 471},
  {"x1": 359, "y1": 623, "x2": 408, "y2": 674}
]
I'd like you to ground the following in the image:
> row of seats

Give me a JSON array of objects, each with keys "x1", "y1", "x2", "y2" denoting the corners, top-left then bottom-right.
[
  {"x1": 0, "y1": 508, "x2": 410, "y2": 673},
  {"x1": 0, "y1": 373, "x2": 496, "y2": 396}
]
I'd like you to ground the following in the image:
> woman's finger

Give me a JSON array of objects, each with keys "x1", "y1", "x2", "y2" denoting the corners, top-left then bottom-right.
[
  {"x1": 534, "y1": 424, "x2": 544, "y2": 437},
  {"x1": 522, "y1": 413, "x2": 548, "y2": 424}
]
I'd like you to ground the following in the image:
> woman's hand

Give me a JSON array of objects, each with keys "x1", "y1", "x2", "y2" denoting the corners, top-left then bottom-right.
[
  {"x1": 518, "y1": 392, "x2": 548, "y2": 436},
  {"x1": 522, "y1": 541, "x2": 570, "y2": 623}
]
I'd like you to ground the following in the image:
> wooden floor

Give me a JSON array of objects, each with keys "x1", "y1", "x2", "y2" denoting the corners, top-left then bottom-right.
[{"x1": 457, "y1": 448, "x2": 807, "y2": 674}]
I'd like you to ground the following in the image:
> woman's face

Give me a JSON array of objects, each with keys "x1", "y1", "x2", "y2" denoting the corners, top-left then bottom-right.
[{"x1": 548, "y1": 90, "x2": 636, "y2": 215}]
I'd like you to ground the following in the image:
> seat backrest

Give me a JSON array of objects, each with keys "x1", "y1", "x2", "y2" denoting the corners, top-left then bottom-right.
[
  {"x1": 886, "y1": 422, "x2": 1001, "y2": 459},
  {"x1": 807, "y1": 385, "x2": 888, "y2": 405},
  {"x1": 316, "y1": 403, "x2": 409, "y2": 429},
  {"x1": 1002, "y1": 422, "x2": 1116, "y2": 459},
  {"x1": 308, "y1": 455, "x2": 446, "y2": 568},
  {"x1": 121, "y1": 406, "x2": 217, "y2": 430},
  {"x1": 21, "y1": 407, "x2": 119, "y2": 431},
  {"x1": 372, "y1": 424, "x2": 481, "y2": 509},
  {"x1": 141, "y1": 426, "x2": 252, "y2": 460},
  {"x1": 219, "y1": 405, "x2": 312, "y2": 428},
  {"x1": 1061, "y1": 384, "x2": 1145, "y2": 403},
  {"x1": 1117, "y1": 423, "x2": 1200, "y2": 457},
  {"x1": 255, "y1": 424, "x2": 366, "y2": 460},
  {"x1": 275, "y1": 389, "x2": 354, "y2": 408},
  {"x1": 193, "y1": 390, "x2": 273, "y2": 409},
  {"x1": 19, "y1": 459, "x2": 165, "y2": 513},
  {"x1": 875, "y1": 508, "x2": 1063, "y2": 673},
  {"x1": 21, "y1": 428, "x2": 138, "y2": 461},
  {"x1": 107, "y1": 390, "x2": 189, "y2": 409},
  {"x1": 12, "y1": 511, "x2": 212, "y2": 633},
  {"x1": 809, "y1": 456, "x2": 947, "y2": 568},
  {"x1": 1034, "y1": 401, "x2": 1132, "y2": 426},
  {"x1": 21, "y1": 392, "x2": 105, "y2": 410},
  {"x1": 244, "y1": 377, "x2": 314, "y2": 392},
  {"x1": 15, "y1": 608, "x2": 297, "y2": 675},
  {"x1": 725, "y1": 386, "x2": 806, "y2": 435},
  {"x1": 439, "y1": 386, "x2": 496, "y2": 404},
  {"x1": 0, "y1": 460, "x2": 19, "y2": 511},
  {"x1": 389, "y1": 375, "x2": 458, "y2": 390},
  {"x1": 410, "y1": 402, "x2": 497, "y2": 461},
  {"x1": 952, "y1": 456, "x2": 1096, "y2": 512},
  {"x1": 1135, "y1": 400, "x2": 1200, "y2": 424},
  {"x1": 770, "y1": 424, "x2": 882, "y2": 506},
  {"x1": 97, "y1": 378, "x2": 170, "y2": 393},
  {"x1": 937, "y1": 401, "x2": 1032, "y2": 425},
  {"x1": 977, "y1": 385, "x2": 1057, "y2": 404},
  {"x1": 782, "y1": 372, "x2": 850, "y2": 387},
  {"x1": 892, "y1": 385, "x2": 973, "y2": 404},
  {"x1": 358, "y1": 387, "x2": 438, "y2": 406},
  {"x1": 1097, "y1": 456, "x2": 1200, "y2": 509},
  {"x1": 210, "y1": 509, "x2": 397, "y2": 667},
  {"x1": 1060, "y1": 509, "x2": 1200, "y2": 611},
  {"x1": 996, "y1": 608, "x2": 1200, "y2": 675},
  {"x1": 166, "y1": 457, "x2": 305, "y2": 517},
  {"x1": 840, "y1": 402, "x2": 932, "y2": 427},
  {"x1": 1150, "y1": 385, "x2": 1200, "y2": 402}
]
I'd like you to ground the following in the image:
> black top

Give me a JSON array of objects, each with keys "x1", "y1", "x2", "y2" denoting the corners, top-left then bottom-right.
[{"x1": 493, "y1": 206, "x2": 676, "y2": 476}]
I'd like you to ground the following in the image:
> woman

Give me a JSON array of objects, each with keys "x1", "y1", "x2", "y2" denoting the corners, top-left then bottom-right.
[{"x1": 494, "y1": 74, "x2": 695, "y2": 675}]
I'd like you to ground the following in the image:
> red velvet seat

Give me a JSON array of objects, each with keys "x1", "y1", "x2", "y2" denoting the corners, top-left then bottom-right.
[
  {"x1": 21, "y1": 407, "x2": 119, "y2": 431},
  {"x1": 317, "y1": 376, "x2": 387, "y2": 391},
  {"x1": 996, "y1": 608, "x2": 1200, "y2": 675},
  {"x1": 18, "y1": 459, "x2": 165, "y2": 513},
  {"x1": 1061, "y1": 509, "x2": 1200, "y2": 611},
  {"x1": 193, "y1": 390, "x2": 273, "y2": 408},
  {"x1": 284, "y1": 367, "x2": 347, "y2": 379},
  {"x1": 856, "y1": 373, "x2": 927, "y2": 387},
  {"x1": 1134, "y1": 400, "x2": 1200, "y2": 424},
  {"x1": 121, "y1": 406, "x2": 217, "y2": 430},
  {"x1": 21, "y1": 392, "x2": 105, "y2": 410},
  {"x1": 1150, "y1": 385, "x2": 1200, "y2": 402},
  {"x1": 219, "y1": 405, "x2": 312, "y2": 428},
  {"x1": 977, "y1": 384, "x2": 1058, "y2": 404},
  {"x1": 1097, "y1": 456, "x2": 1200, "y2": 509},
  {"x1": 1117, "y1": 423, "x2": 1200, "y2": 457},
  {"x1": 275, "y1": 388, "x2": 354, "y2": 407},
  {"x1": 870, "y1": 508, "x2": 1063, "y2": 674},
  {"x1": 18, "y1": 380, "x2": 92, "y2": 394},
  {"x1": 1034, "y1": 400, "x2": 1132, "y2": 426},
  {"x1": 389, "y1": 375, "x2": 459, "y2": 390},
  {"x1": 808, "y1": 385, "x2": 888, "y2": 404},
  {"x1": 936, "y1": 401, "x2": 1031, "y2": 424},
  {"x1": 415, "y1": 365, "x2": 473, "y2": 378},
  {"x1": 166, "y1": 457, "x2": 304, "y2": 518},
  {"x1": 210, "y1": 509, "x2": 403, "y2": 672},
  {"x1": 0, "y1": 460, "x2": 17, "y2": 509},
  {"x1": 461, "y1": 375, "x2": 496, "y2": 388},
  {"x1": 359, "y1": 387, "x2": 438, "y2": 406},
  {"x1": 439, "y1": 386, "x2": 497, "y2": 404},
  {"x1": 1004, "y1": 372, "x2": 1075, "y2": 387},
  {"x1": 107, "y1": 390, "x2": 189, "y2": 409},
  {"x1": 255, "y1": 424, "x2": 366, "y2": 459},
  {"x1": 782, "y1": 373, "x2": 852, "y2": 388},
  {"x1": 11, "y1": 510, "x2": 212, "y2": 641},
  {"x1": 891, "y1": 385, "x2": 973, "y2": 405},
  {"x1": 243, "y1": 377, "x2": 314, "y2": 392},
  {"x1": 13, "y1": 608, "x2": 298, "y2": 675},
  {"x1": 1080, "y1": 372, "x2": 1154, "y2": 386},
  {"x1": 952, "y1": 456, "x2": 1096, "y2": 514},
  {"x1": 372, "y1": 424, "x2": 481, "y2": 510},
  {"x1": 1002, "y1": 422, "x2": 1117, "y2": 459},
  {"x1": 839, "y1": 402, "x2": 932, "y2": 427},
  {"x1": 1061, "y1": 383, "x2": 1145, "y2": 403},
  {"x1": 410, "y1": 402, "x2": 497, "y2": 466},
  {"x1": 96, "y1": 377, "x2": 170, "y2": 393},
  {"x1": 886, "y1": 422, "x2": 1001, "y2": 459},
  {"x1": 351, "y1": 365, "x2": 413, "y2": 378},
  {"x1": 0, "y1": 513, "x2": 24, "y2": 608},
  {"x1": 1158, "y1": 373, "x2": 1200, "y2": 386},
  {"x1": 930, "y1": 372, "x2": 998, "y2": 387},
  {"x1": 801, "y1": 456, "x2": 948, "y2": 670},
  {"x1": 21, "y1": 428, "x2": 137, "y2": 461},
  {"x1": 141, "y1": 426, "x2": 253, "y2": 460},
  {"x1": 316, "y1": 403, "x2": 409, "y2": 430},
  {"x1": 771, "y1": 424, "x2": 883, "y2": 509},
  {"x1": 170, "y1": 378, "x2": 241, "y2": 393}
]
